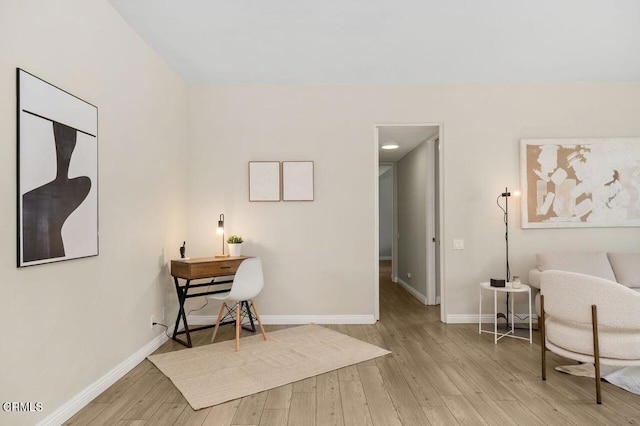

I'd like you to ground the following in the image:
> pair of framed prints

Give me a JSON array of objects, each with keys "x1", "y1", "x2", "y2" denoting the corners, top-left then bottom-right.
[{"x1": 248, "y1": 161, "x2": 314, "y2": 202}]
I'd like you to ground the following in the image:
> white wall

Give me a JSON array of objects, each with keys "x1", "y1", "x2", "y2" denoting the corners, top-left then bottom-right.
[
  {"x1": 378, "y1": 167, "x2": 393, "y2": 258},
  {"x1": 0, "y1": 1, "x2": 187, "y2": 424},
  {"x1": 186, "y1": 84, "x2": 640, "y2": 323},
  {"x1": 397, "y1": 141, "x2": 428, "y2": 298},
  {"x1": 186, "y1": 87, "x2": 377, "y2": 320}
]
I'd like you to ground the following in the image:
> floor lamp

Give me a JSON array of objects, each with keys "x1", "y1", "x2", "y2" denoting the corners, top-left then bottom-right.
[{"x1": 497, "y1": 187, "x2": 519, "y2": 327}]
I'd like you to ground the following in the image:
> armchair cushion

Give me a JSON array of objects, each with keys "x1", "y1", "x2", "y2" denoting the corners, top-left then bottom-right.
[
  {"x1": 545, "y1": 317, "x2": 640, "y2": 362},
  {"x1": 537, "y1": 252, "x2": 616, "y2": 282},
  {"x1": 608, "y1": 252, "x2": 640, "y2": 288}
]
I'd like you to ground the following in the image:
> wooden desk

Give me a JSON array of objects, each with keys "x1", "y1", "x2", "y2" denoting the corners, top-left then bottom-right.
[{"x1": 170, "y1": 256, "x2": 250, "y2": 347}]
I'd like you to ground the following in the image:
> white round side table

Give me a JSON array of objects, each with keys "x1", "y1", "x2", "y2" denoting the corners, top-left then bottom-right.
[{"x1": 479, "y1": 282, "x2": 532, "y2": 344}]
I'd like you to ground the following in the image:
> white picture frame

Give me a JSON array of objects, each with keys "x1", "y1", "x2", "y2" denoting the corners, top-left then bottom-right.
[
  {"x1": 249, "y1": 161, "x2": 281, "y2": 201},
  {"x1": 282, "y1": 161, "x2": 314, "y2": 201}
]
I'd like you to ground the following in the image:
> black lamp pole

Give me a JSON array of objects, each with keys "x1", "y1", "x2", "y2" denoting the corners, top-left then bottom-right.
[
  {"x1": 499, "y1": 187, "x2": 513, "y2": 328},
  {"x1": 502, "y1": 187, "x2": 511, "y2": 283}
]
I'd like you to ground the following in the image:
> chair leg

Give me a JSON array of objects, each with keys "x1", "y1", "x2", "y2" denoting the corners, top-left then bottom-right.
[
  {"x1": 251, "y1": 301, "x2": 267, "y2": 341},
  {"x1": 540, "y1": 295, "x2": 546, "y2": 381},
  {"x1": 235, "y1": 302, "x2": 241, "y2": 351},
  {"x1": 211, "y1": 302, "x2": 226, "y2": 344},
  {"x1": 592, "y1": 304, "x2": 602, "y2": 404}
]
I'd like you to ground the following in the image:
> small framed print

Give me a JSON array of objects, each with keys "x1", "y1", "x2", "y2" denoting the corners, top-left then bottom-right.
[
  {"x1": 282, "y1": 161, "x2": 314, "y2": 201},
  {"x1": 249, "y1": 161, "x2": 280, "y2": 201}
]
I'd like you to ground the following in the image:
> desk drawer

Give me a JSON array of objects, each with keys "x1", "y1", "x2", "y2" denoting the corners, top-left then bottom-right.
[
  {"x1": 171, "y1": 257, "x2": 247, "y2": 280},
  {"x1": 190, "y1": 260, "x2": 239, "y2": 278}
]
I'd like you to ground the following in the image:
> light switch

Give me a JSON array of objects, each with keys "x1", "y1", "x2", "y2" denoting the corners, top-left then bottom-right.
[{"x1": 453, "y1": 239, "x2": 464, "y2": 250}]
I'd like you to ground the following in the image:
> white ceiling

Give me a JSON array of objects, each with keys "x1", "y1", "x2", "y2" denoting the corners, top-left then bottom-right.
[
  {"x1": 378, "y1": 126, "x2": 439, "y2": 162},
  {"x1": 108, "y1": 0, "x2": 640, "y2": 85}
]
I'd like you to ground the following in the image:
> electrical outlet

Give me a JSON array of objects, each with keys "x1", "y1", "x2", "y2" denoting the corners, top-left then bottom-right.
[
  {"x1": 150, "y1": 315, "x2": 156, "y2": 329},
  {"x1": 407, "y1": 272, "x2": 412, "y2": 279}
]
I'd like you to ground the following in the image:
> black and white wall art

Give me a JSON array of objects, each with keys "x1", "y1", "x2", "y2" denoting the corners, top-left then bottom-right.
[{"x1": 17, "y1": 69, "x2": 98, "y2": 267}]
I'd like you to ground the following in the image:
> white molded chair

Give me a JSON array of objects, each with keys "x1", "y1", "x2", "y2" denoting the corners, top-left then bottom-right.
[
  {"x1": 208, "y1": 257, "x2": 267, "y2": 351},
  {"x1": 540, "y1": 270, "x2": 640, "y2": 404}
]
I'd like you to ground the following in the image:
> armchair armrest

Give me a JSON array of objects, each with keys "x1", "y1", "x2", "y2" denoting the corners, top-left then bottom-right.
[{"x1": 529, "y1": 269, "x2": 542, "y2": 289}]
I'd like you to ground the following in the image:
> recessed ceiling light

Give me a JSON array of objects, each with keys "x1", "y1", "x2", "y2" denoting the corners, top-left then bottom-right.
[{"x1": 381, "y1": 143, "x2": 399, "y2": 150}]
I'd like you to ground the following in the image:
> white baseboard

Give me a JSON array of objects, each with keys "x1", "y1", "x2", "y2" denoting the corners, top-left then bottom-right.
[
  {"x1": 395, "y1": 278, "x2": 428, "y2": 304},
  {"x1": 37, "y1": 332, "x2": 169, "y2": 426},
  {"x1": 188, "y1": 314, "x2": 376, "y2": 325},
  {"x1": 447, "y1": 314, "x2": 538, "y2": 324}
]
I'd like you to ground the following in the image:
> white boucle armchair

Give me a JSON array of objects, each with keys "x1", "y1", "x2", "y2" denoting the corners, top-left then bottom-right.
[{"x1": 540, "y1": 270, "x2": 640, "y2": 404}]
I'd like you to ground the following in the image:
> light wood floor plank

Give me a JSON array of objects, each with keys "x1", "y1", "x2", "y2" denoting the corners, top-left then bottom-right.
[
  {"x1": 89, "y1": 373, "x2": 165, "y2": 425},
  {"x1": 357, "y1": 365, "x2": 403, "y2": 426},
  {"x1": 292, "y1": 376, "x2": 316, "y2": 393},
  {"x1": 336, "y1": 365, "x2": 360, "y2": 382},
  {"x1": 259, "y1": 409, "x2": 288, "y2": 426},
  {"x1": 374, "y1": 356, "x2": 431, "y2": 425},
  {"x1": 64, "y1": 402, "x2": 109, "y2": 425},
  {"x1": 231, "y1": 391, "x2": 268, "y2": 425},
  {"x1": 315, "y1": 371, "x2": 344, "y2": 426},
  {"x1": 339, "y1": 381, "x2": 373, "y2": 426},
  {"x1": 115, "y1": 420, "x2": 146, "y2": 426},
  {"x1": 462, "y1": 393, "x2": 517, "y2": 425},
  {"x1": 143, "y1": 402, "x2": 186, "y2": 425},
  {"x1": 91, "y1": 361, "x2": 155, "y2": 404},
  {"x1": 441, "y1": 395, "x2": 488, "y2": 426},
  {"x1": 202, "y1": 400, "x2": 240, "y2": 426},
  {"x1": 264, "y1": 384, "x2": 293, "y2": 410},
  {"x1": 494, "y1": 400, "x2": 546, "y2": 425},
  {"x1": 287, "y1": 392, "x2": 315, "y2": 426},
  {"x1": 421, "y1": 406, "x2": 460, "y2": 426},
  {"x1": 173, "y1": 405, "x2": 210, "y2": 426},
  {"x1": 122, "y1": 376, "x2": 178, "y2": 420}
]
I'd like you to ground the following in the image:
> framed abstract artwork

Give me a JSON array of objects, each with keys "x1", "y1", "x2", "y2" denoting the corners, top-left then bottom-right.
[
  {"x1": 520, "y1": 138, "x2": 640, "y2": 228},
  {"x1": 17, "y1": 69, "x2": 98, "y2": 267},
  {"x1": 249, "y1": 161, "x2": 281, "y2": 201},
  {"x1": 282, "y1": 161, "x2": 314, "y2": 201}
]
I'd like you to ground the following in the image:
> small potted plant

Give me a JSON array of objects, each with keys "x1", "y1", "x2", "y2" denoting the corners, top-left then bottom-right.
[{"x1": 227, "y1": 235, "x2": 244, "y2": 257}]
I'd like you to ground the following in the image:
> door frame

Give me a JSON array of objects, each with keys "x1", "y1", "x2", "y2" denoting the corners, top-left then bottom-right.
[{"x1": 374, "y1": 123, "x2": 445, "y2": 322}]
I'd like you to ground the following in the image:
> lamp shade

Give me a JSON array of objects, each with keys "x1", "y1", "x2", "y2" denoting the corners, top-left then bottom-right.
[{"x1": 216, "y1": 213, "x2": 224, "y2": 235}]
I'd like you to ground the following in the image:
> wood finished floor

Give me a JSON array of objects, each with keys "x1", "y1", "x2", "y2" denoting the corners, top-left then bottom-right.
[{"x1": 67, "y1": 261, "x2": 640, "y2": 425}]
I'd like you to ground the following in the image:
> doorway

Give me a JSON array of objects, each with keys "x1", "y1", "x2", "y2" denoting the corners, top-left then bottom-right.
[{"x1": 374, "y1": 124, "x2": 444, "y2": 322}]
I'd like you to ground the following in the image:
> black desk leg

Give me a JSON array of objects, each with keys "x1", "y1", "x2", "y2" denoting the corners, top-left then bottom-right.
[{"x1": 172, "y1": 277, "x2": 193, "y2": 347}]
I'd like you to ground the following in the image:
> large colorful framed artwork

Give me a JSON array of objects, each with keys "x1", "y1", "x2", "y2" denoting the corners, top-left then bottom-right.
[
  {"x1": 17, "y1": 69, "x2": 98, "y2": 267},
  {"x1": 521, "y1": 138, "x2": 640, "y2": 228}
]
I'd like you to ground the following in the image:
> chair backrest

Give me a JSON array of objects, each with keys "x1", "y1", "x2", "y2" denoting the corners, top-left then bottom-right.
[
  {"x1": 227, "y1": 258, "x2": 264, "y2": 302},
  {"x1": 541, "y1": 270, "x2": 640, "y2": 329}
]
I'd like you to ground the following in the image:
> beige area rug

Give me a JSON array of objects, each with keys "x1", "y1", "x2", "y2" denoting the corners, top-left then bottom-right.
[{"x1": 148, "y1": 324, "x2": 391, "y2": 410}]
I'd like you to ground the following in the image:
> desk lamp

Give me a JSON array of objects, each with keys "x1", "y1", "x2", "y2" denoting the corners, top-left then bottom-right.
[{"x1": 215, "y1": 213, "x2": 229, "y2": 258}]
